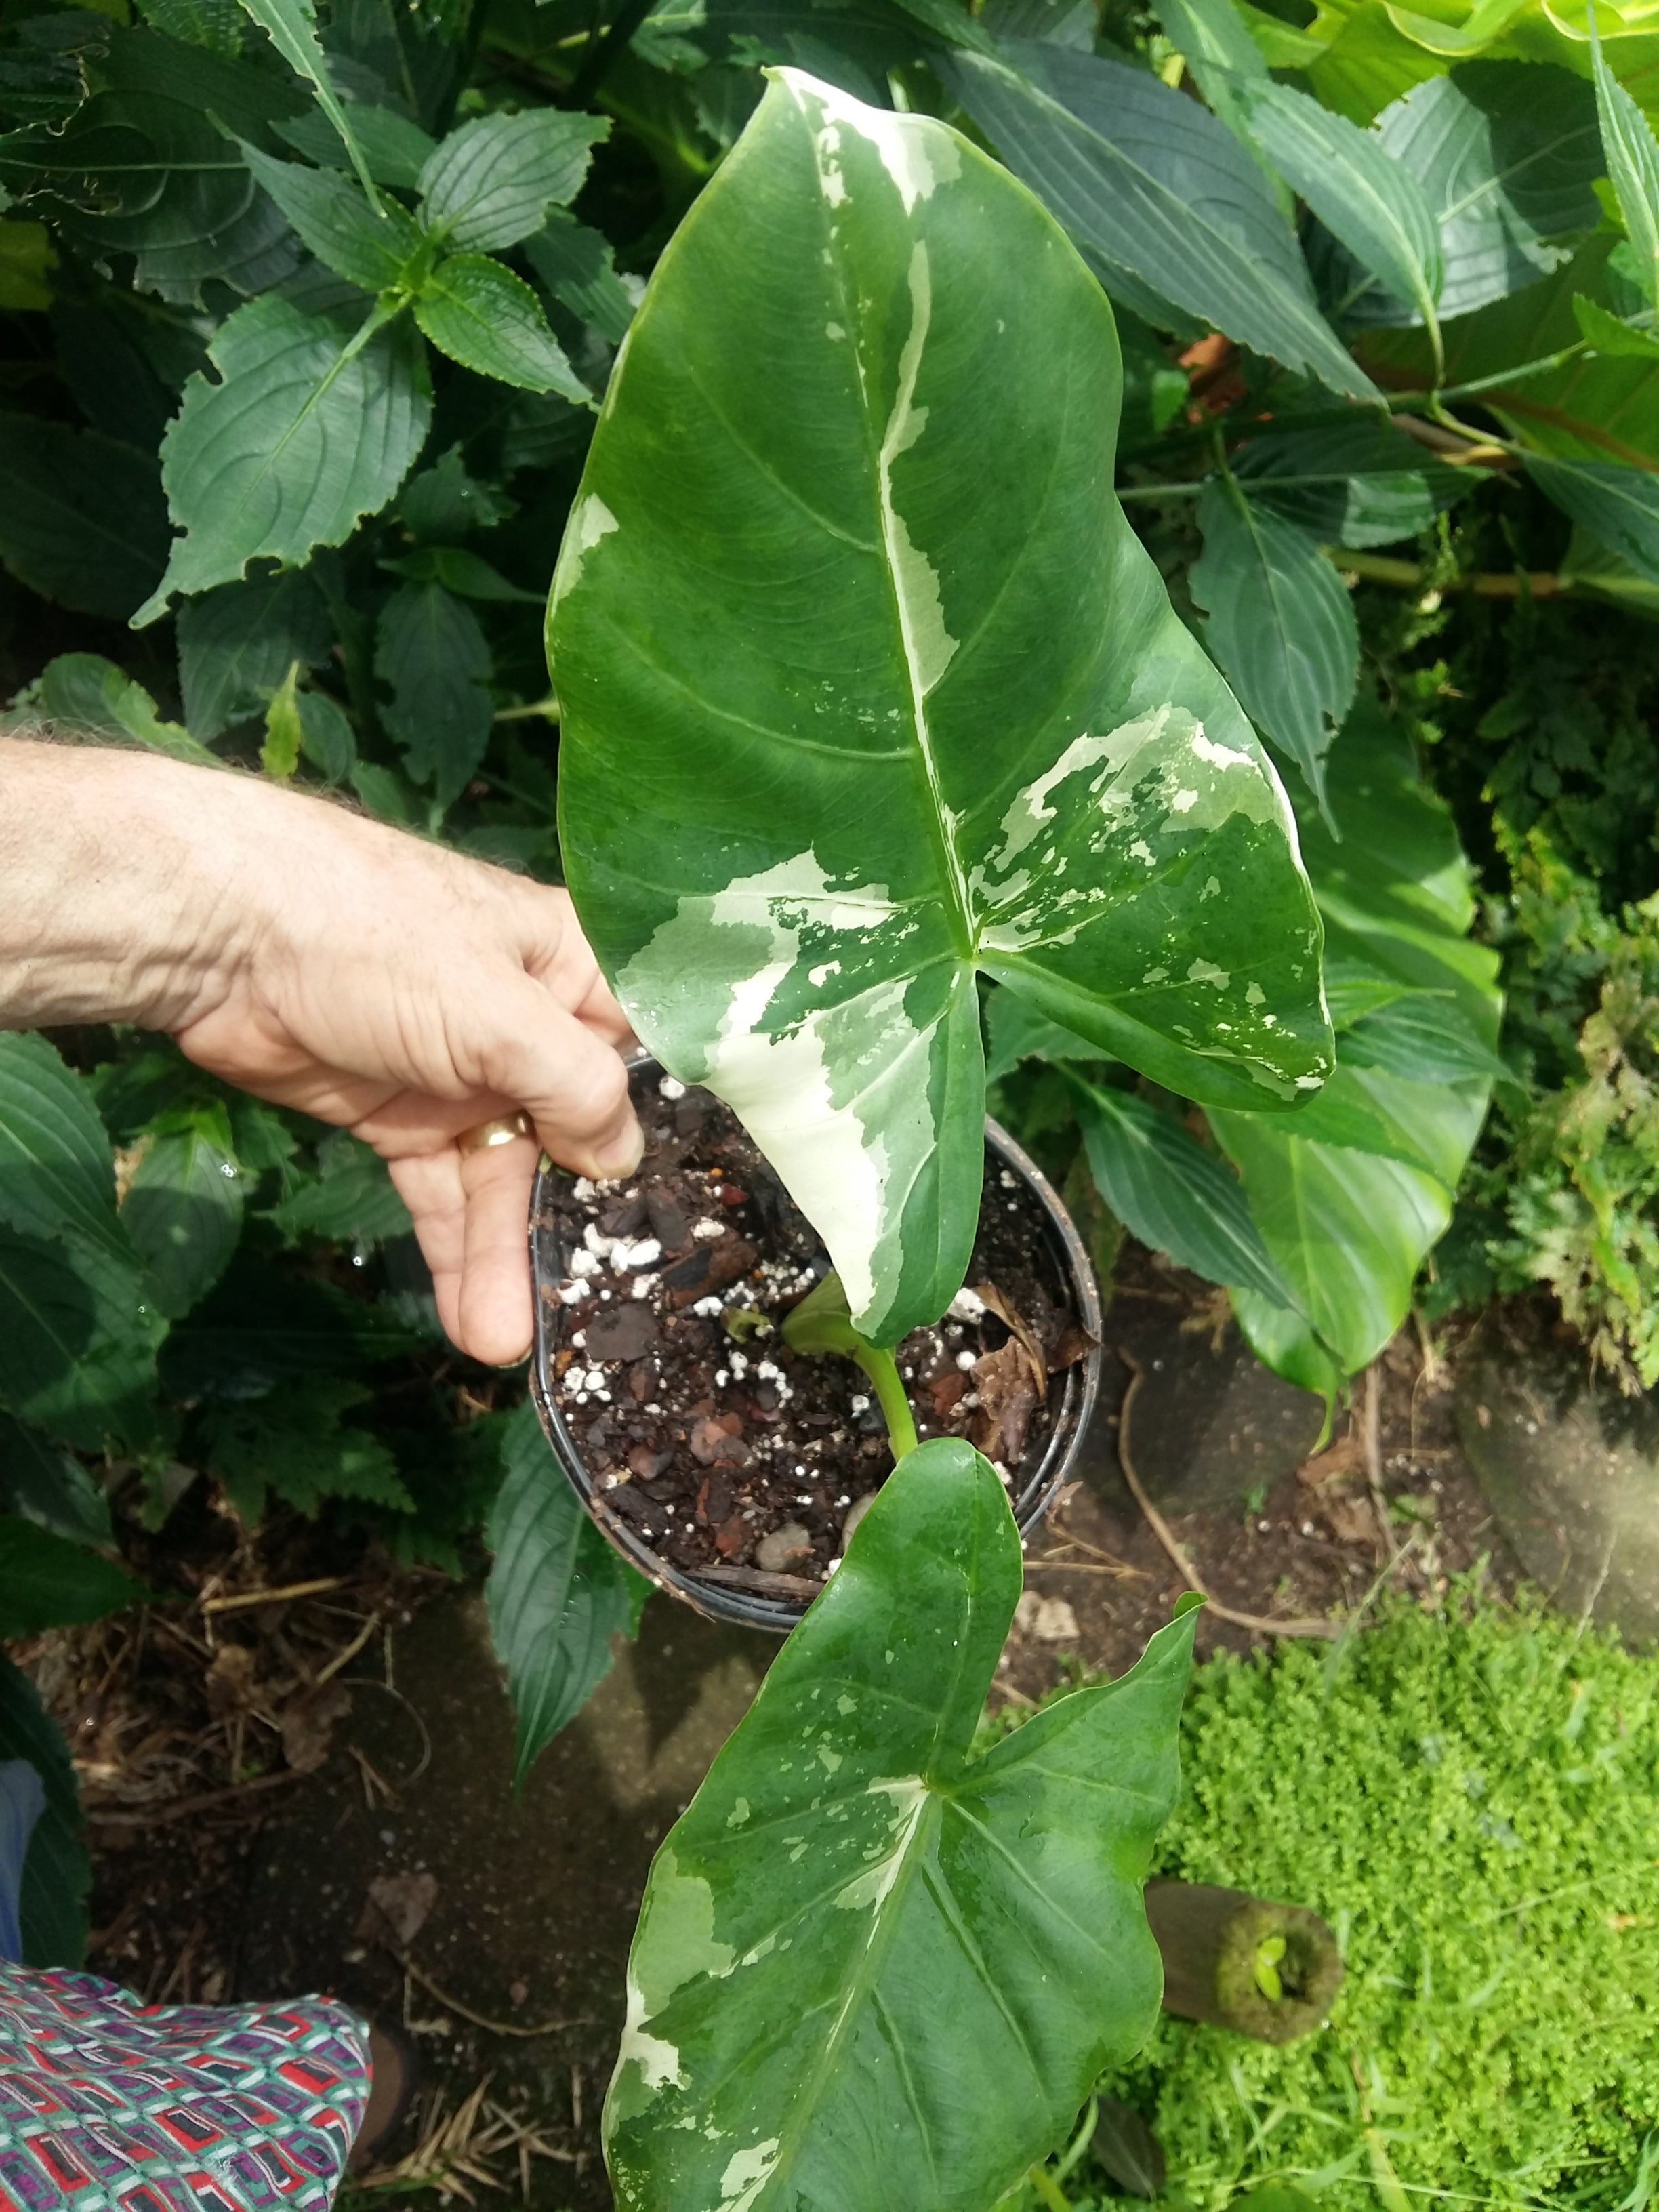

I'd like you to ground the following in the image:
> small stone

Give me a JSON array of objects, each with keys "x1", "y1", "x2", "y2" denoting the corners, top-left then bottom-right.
[
  {"x1": 842, "y1": 1493, "x2": 878, "y2": 1547},
  {"x1": 584, "y1": 1305, "x2": 658, "y2": 1362},
  {"x1": 755, "y1": 1520, "x2": 813, "y2": 1573}
]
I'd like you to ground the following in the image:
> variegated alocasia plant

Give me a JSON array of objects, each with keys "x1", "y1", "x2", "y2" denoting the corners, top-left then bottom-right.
[{"x1": 549, "y1": 68, "x2": 1334, "y2": 1347}]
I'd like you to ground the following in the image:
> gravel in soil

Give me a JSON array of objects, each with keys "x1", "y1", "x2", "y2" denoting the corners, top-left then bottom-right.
[{"x1": 532, "y1": 1069, "x2": 1092, "y2": 1599}]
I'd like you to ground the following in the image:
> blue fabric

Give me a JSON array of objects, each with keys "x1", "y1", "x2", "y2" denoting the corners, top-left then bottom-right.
[{"x1": 0, "y1": 1760, "x2": 45, "y2": 1964}]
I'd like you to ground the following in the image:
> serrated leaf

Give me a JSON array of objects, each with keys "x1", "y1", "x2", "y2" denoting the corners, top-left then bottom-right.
[
  {"x1": 1230, "y1": 419, "x2": 1473, "y2": 548},
  {"x1": 485, "y1": 1400, "x2": 650, "y2": 1788},
  {"x1": 234, "y1": 0, "x2": 380, "y2": 199},
  {"x1": 605, "y1": 1438, "x2": 1195, "y2": 2212},
  {"x1": 398, "y1": 446, "x2": 516, "y2": 540},
  {"x1": 0, "y1": 1653, "x2": 88, "y2": 1968},
  {"x1": 552, "y1": 73, "x2": 1333, "y2": 1347},
  {"x1": 1071, "y1": 1077, "x2": 1297, "y2": 1305},
  {"x1": 121, "y1": 1111, "x2": 246, "y2": 1319},
  {"x1": 136, "y1": 293, "x2": 431, "y2": 621},
  {"x1": 295, "y1": 686, "x2": 356, "y2": 780},
  {"x1": 0, "y1": 1414, "x2": 112, "y2": 1547},
  {"x1": 415, "y1": 252, "x2": 590, "y2": 397},
  {"x1": 419, "y1": 109, "x2": 609, "y2": 252},
  {"x1": 943, "y1": 43, "x2": 1377, "y2": 399},
  {"x1": 17, "y1": 654, "x2": 216, "y2": 766},
  {"x1": 1191, "y1": 478, "x2": 1359, "y2": 823},
  {"x1": 1589, "y1": 0, "x2": 1659, "y2": 312},
  {"x1": 1525, "y1": 449, "x2": 1659, "y2": 583},
  {"x1": 178, "y1": 569, "x2": 332, "y2": 739},
  {"x1": 275, "y1": 101, "x2": 437, "y2": 188},
  {"x1": 1148, "y1": 0, "x2": 1290, "y2": 207},
  {"x1": 524, "y1": 210, "x2": 638, "y2": 344},
  {"x1": 0, "y1": 1033, "x2": 130, "y2": 1270},
  {"x1": 261, "y1": 661, "x2": 306, "y2": 779},
  {"x1": 384, "y1": 544, "x2": 540, "y2": 600},
  {"x1": 161, "y1": 1250, "x2": 423, "y2": 1399},
  {"x1": 1225, "y1": 70, "x2": 1444, "y2": 348},
  {"x1": 0, "y1": 1517, "x2": 148, "y2": 1639},
  {"x1": 0, "y1": 1229, "x2": 165, "y2": 1455},
  {"x1": 199, "y1": 1372, "x2": 413, "y2": 1523},
  {"x1": 1573, "y1": 291, "x2": 1659, "y2": 358},
  {"x1": 239, "y1": 139, "x2": 423, "y2": 289},
  {"x1": 375, "y1": 579, "x2": 493, "y2": 804},
  {"x1": 0, "y1": 417, "x2": 167, "y2": 621},
  {"x1": 264, "y1": 1132, "x2": 413, "y2": 1245}
]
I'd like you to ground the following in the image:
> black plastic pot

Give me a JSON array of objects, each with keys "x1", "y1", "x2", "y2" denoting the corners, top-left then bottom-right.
[{"x1": 529, "y1": 1065, "x2": 1102, "y2": 1635}]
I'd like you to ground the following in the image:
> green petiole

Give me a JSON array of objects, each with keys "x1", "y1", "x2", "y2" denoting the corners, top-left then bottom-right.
[{"x1": 781, "y1": 1271, "x2": 919, "y2": 1462}]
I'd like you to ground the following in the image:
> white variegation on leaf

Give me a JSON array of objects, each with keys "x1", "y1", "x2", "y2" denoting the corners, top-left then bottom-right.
[{"x1": 549, "y1": 69, "x2": 1333, "y2": 1345}]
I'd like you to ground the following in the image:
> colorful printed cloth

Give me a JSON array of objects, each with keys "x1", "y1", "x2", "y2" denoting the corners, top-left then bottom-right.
[{"x1": 0, "y1": 1961, "x2": 371, "y2": 2212}]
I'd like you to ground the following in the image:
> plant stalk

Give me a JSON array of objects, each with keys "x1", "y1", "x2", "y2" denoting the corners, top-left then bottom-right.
[{"x1": 853, "y1": 1342, "x2": 919, "y2": 1461}]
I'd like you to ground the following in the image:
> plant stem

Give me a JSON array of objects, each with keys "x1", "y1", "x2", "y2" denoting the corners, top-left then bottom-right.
[
  {"x1": 493, "y1": 696, "x2": 560, "y2": 722},
  {"x1": 1329, "y1": 548, "x2": 1574, "y2": 598},
  {"x1": 1115, "y1": 480, "x2": 1206, "y2": 501},
  {"x1": 853, "y1": 1342, "x2": 919, "y2": 1461},
  {"x1": 1025, "y1": 2165, "x2": 1072, "y2": 2212}
]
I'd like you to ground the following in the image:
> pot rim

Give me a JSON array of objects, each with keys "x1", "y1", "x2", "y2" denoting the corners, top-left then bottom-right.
[{"x1": 529, "y1": 1067, "x2": 1102, "y2": 1635}]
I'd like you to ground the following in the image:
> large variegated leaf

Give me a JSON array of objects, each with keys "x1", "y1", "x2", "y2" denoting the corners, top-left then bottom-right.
[
  {"x1": 550, "y1": 70, "x2": 1332, "y2": 1344},
  {"x1": 605, "y1": 1437, "x2": 1197, "y2": 2212}
]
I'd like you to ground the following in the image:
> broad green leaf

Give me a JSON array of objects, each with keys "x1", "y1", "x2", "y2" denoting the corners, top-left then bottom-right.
[
  {"x1": 275, "y1": 102, "x2": 438, "y2": 188},
  {"x1": 1589, "y1": 0, "x2": 1659, "y2": 310},
  {"x1": 419, "y1": 110, "x2": 609, "y2": 252},
  {"x1": 1191, "y1": 478, "x2": 1359, "y2": 823},
  {"x1": 0, "y1": 1654, "x2": 88, "y2": 1968},
  {"x1": 295, "y1": 687, "x2": 357, "y2": 781},
  {"x1": 1525, "y1": 449, "x2": 1659, "y2": 582},
  {"x1": 0, "y1": 218, "x2": 54, "y2": 311},
  {"x1": 552, "y1": 73, "x2": 1333, "y2": 1347},
  {"x1": 1560, "y1": 516, "x2": 1659, "y2": 607},
  {"x1": 943, "y1": 43, "x2": 1378, "y2": 399},
  {"x1": 234, "y1": 0, "x2": 381, "y2": 199},
  {"x1": 1223, "y1": 70, "x2": 1445, "y2": 350},
  {"x1": 375, "y1": 580, "x2": 493, "y2": 804},
  {"x1": 1230, "y1": 419, "x2": 1474, "y2": 548},
  {"x1": 415, "y1": 253, "x2": 590, "y2": 397},
  {"x1": 384, "y1": 545, "x2": 541, "y2": 601},
  {"x1": 524, "y1": 211, "x2": 638, "y2": 344},
  {"x1": 135, "y1": 293, "x2": 431, "y2": 621},
  {"x1": 137, "y1": 0, "x2": 244, "y2": 56},
  {"x1": 15, "y1": 654, "x2": 217, "y2": 766},
  {"x1": 888, "y1": 0, "x2": 1001, "y2": 52},
  {"x1": 1072, "y1": 1077, "x2": 1297, "y2": 1305},
  {"x1": 265, "y1": 1132, "x2": 413, "y2": 1244},
  {"x1": 121, "y1": 1110, "x2": 247, "y2": 1319},
  {"x1": 0, "y1": 1517, "x2": 148, "y2": 1639},
  {"x1": 485, "y1": 1400, "x2": 651, "y2": 1788},
  {"x1": 1574, "y1": 290, "x2": 1659, "y2": 356},
  {"x1": 239, "y1": 140, "x2": 423, "y2": 289},
  {"x1": 605, "y1": 1438, "x2": 1196, "y2": 2212},
  {"x1": 1342, "y1": 993, "x2": 1513, "y2": 1081},
  {"x1": 0, "y1": 1033, "x2": 130, "y2": 1270},
  {"x1": 983, "y1": 988, "x2": 1109, "y2": 1082},
  {"x1": 199, "y1": 1373, "x2": 413, "y2": 1522},
  {"x1": 0, "y1": 417, "x2": 167, "y2": 621},
  {"x1": 0, "y1": 1229, "x2": 165, "y2": 1454},
  {"x1": 178, "y1": 569, "x2": 332, "y2": 738},
  {"x1": 398, "y1": 446, "x2": 517, "y2": 539},
  {"x1": 161, "y1": 1251, "x2": 423, "y2": 1399},
  {"x1": 1331, "y1": 62, "x2": 1603, "y2": 325},
  {"x1": 1233, "y1": 1282, "x2": 1344, "y2": 1412},
  {"x1": 0, "y1": 1414, "x2": 112, "y2": 1548},
  {"x1": 1148, "y1": 0, "x2": 1293, "y2": 209}
]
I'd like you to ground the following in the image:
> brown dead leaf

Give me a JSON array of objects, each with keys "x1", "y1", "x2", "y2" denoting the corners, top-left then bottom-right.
[
  {"x1": 970, "y1": 1340, "x2": 1040, "y2": 1463},
  {"x1": 204, "y1": 1643, "x2": 260, "y2": 1719},
  {"x1": 1318, "y1": 1492, "x2": 1381, "y2": 1547},
  {"x1": 280, "y1": 1680, "x2": 352, "y2": 1774},
  {"x1": 975, "y1": 1282, "x2": 1047, "y2": 1393},
  {"x1": 1048, "y1": 1323, "x2": 1098, "y2": 1372},
  {"x1": 929, "y1": 1370, "x2": 966, "y2": 1420},
  {"x1": 1297, "y1": 1433, "x2": 1364, "y2": 1490},
  {"x1": 359, "y1": 1868, "x2": 438, "y2": 1950}
]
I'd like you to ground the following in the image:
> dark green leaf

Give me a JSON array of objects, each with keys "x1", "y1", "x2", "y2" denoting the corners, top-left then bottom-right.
[
  {"x1": 178, "y1": 570, "x2": 333, "y2": 739},
  {"x1": 136, "y1": 0, "x2": 244, "y2": 55},
  {"x1": 1191, "y1": 478, "x2": 1358, "y2": 821},
  {"x1": 1342, "y1": 994, "x2": 1513, "y2": 1082},
  {"x1": 384, "y1": 545, "x2": 540, "y2": 600},
  {"x1": 1147, "y1": 0, "x2": 1280, "y2": 176},
  {"x1": 0, "y1": 1031, "x2": 131, "y2": 1269},
  {"x1": 1230, "y1": 419, "x2": 1472, "y2": 549},
  {"x1": 0, "y1": 1230, "x2": 165, "y2": 1454},
  {"x1": 485, "y1": 1400, "x2": 649, "y2": 1787},
  {"x1": 605, "y1": 1439, "x2": 1195, "y2": 2212},
  {"x1": 0, "y1": 1414, "x2": 112, "y2": 1547},
  {"x1": 398, "y1": 445, "x2": 516, "y2": 539},
  {"x1": 234, "y1": 0, "x2": 382, "y2": 198},
  {"x1": 14, "y1": 655, "x2": 216, "y2": 766},
  {"x1": 943, "y1": 43, "x2": 1376, "y2": 398},
  {"x1": 524, "y1": 210, "x2": 638, "y2": 344},
  {"x1": 887, "y1": 0, "x2": 1000, "y2": 52},
  {"x1": 275, "y1": 101, "x2": 438, "y2": 188},
  {"x1": 161, "y1": 1251, "x2": 424, "y2": 1398},
  {"x1": 1525, "y1": 451, "x2": 1659, "y2": 586},
  {"x1": 375, "y1": 579, "x2": 493, "y2": 804},
  {"x1": 415, "y1": 252, "x2": 590, "y2": 396},
  {"x1": 0, "y1": 1517, "x2": 148, "y2": 1638},
  {"x1": 136, "y1": 294, "x2": 431, "y2": 620},
  {"x1": 1231, "y1": 1285, "x2": 1343, "y2": 1410},
  {"x1": 121, "y1": 1111, "x2": 247, "y2": 1319},
  {"x1": 0, "y1": 1653, "x2": 88, "y2": 1968},
  {"x1": 984, "y1": 989, "x2": 1110, "y2": 1082},
  {"x1": 419, "y1": 109, "x2": 609, "y2": 252},
  {"x1": 239, "y1": 139, "x2": 423, "y2": 289},
  {"x1": 1093, "y1": 2093, "x2": 1168, "y2": 2198},
  {"x1": 554, "y1": 73, "x2": 1332, "y2": 1347},
  {"x1": 1589, "y1": 2, "x2": 1659, "y2": 314},
  {"x1": 295, "y1": 687, "x2": 357, "y2": 781},
  {"x1": 264, "y1": 1132, "x2": 413, "y2": 1244},
  {"x1": 199, "y1": 1373, "x2": 413, "y2": 1522},
  {"x1": 1072, "y1": 1078, "x2": 1296, "y2": 1305},
  {"x1": 1572, "y1": 292, "x2": 1659, "y2": 361},
  {"x1": 0, "y1": 417, "x2": 167, "y2": 621}
]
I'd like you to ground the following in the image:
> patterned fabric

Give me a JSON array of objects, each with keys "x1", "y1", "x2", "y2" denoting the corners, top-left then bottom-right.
[{"x1": 0, "y1": 1962, "x2": 371, "y2": 2212}]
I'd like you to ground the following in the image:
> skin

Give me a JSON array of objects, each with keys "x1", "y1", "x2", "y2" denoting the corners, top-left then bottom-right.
[{"x1": 0, "y1": 737, "x2": 642, "y2": 1364}]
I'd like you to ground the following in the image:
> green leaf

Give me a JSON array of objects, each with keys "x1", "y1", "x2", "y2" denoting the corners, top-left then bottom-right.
[
  {"x1": 384, "y1": 544, "x2": 540, "y2": 600},
  {"x1": 552, "y1": 72, "x2": 1333, "y2": 1347},
  {"x1": 199, "y1": 1372, "x2": 413, "y2": 1523},
  {"x1": 0, "y1": 1653, "x2": 89, "y2": 1968},
  {"x1": 1071, "y1": 1078, "x2": 1296, "y2": 1305},
  {"x1": 398, "y1": 445, "x2": 516, "y2": 539},
  {"x1": 264, "y1": 1132, "x2": 413, "y2": 1244},
  {"x1": 161, "y1": 1251, "x2": 423, "y2": 1399},
  {"x1": 0, "y1": 417, "x2": 167, "y2": 621},
  {"x1": 0, "y1": 1517, "x2": 148, "y2": 1639},
  {"x1": 1573, "y1": 291, "x2": 1659, "y2": 359},
  {"x1": 1231, "y1": 1284, "x2": 1343, "y2": 1413},
  {"x1": 0, "y1": 1414, "x2": 112, "y2": 1547},
  {"x1": 1230, "y1": 419, "x2": 1473, "y2": 549},
  {"x1": 178, "y1": 569, "x2": 332, "y2": 739},
  {"x1": 605, "y1": 1438, "x2": 1196, "y2": 2212},
  {"x1": 419, "y1": 109, "x2": 609, "y2": 252},
  {"x1": 1331, "y1": 62, "x2": 1603, "y2": 326},
  {"x1": 16, "y1": 654, "x2": 218, "y2": 766},
  {"x1": 943, "y1": 43, "x2": 1377, "y2": 399},
  {"x1": 274, "y1": 102, "x2": 438, "y2": 189},
  {"x1": 1524, "y1": 450, "x2": 1659, "y2": 584},
  {"x1": 1589, "y1": 0, "x2": 1659, "y2": 312},
  {"x1": 415, "y1": 252, "x2": 590, "y2": 397},
  {"x1": 1148, "y1": 0, "x2": 1285, "y2": 182},
  {"x1": 234, "y1": 0, "x2": 381, "y2": 199},
  {"x1": 984, "y1": 989, "x2": 1109, "y2": 1083},
  {"x1": 524, "y1": 210, "x2": 638, "y2": 344},
  {"x1": 1191, "y1": 478, "x2": 1359, "y2": 823},
  {"x1": 485, "y1": 1400, "x2": 650, "y2": 1788},
  {"x1": 0, "y1": 1230, "x2": 167, "y2": 1454},
  {"x1": 136, "y1": 0, "x2": 245, "y2": 56},
  {"x1": 239, "y1": 139, "x2": 423, "y2": 289},
  {"x1": 0, "y1": 1033, "x2": 130, "y2": 1270},
  {"x1": 375, "y1": 579, "x2": 493, "y2": 804},
  {"x1": 135, "y1": 293, "x2": 431, "y2": 621},
  {"x1": 295, "y1": 686, "x2": 356, "y2": 781},
  {"x1": 1223, "y1": 70, "x2": 1444, "y2": 350},
  {"x1": 261, "y1": 661, "x2": 306, "y2": 779},
  {"x1": 1342, "y1": 994, "x2": 1512, "y2": 1081},
  {"x1": 121, "y1": 1109, "x2": 247, "y2": 1320}
]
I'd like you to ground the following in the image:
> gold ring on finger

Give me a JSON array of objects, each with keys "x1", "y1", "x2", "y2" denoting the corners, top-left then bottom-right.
[{"x1": 457, "y1": 1111, "x2": 534, "y2": 1156}]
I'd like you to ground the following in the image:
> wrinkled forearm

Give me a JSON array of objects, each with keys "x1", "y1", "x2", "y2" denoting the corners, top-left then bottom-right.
[{"x1": 0, "y1": 736, "x2": 250, "y2": 1031}]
